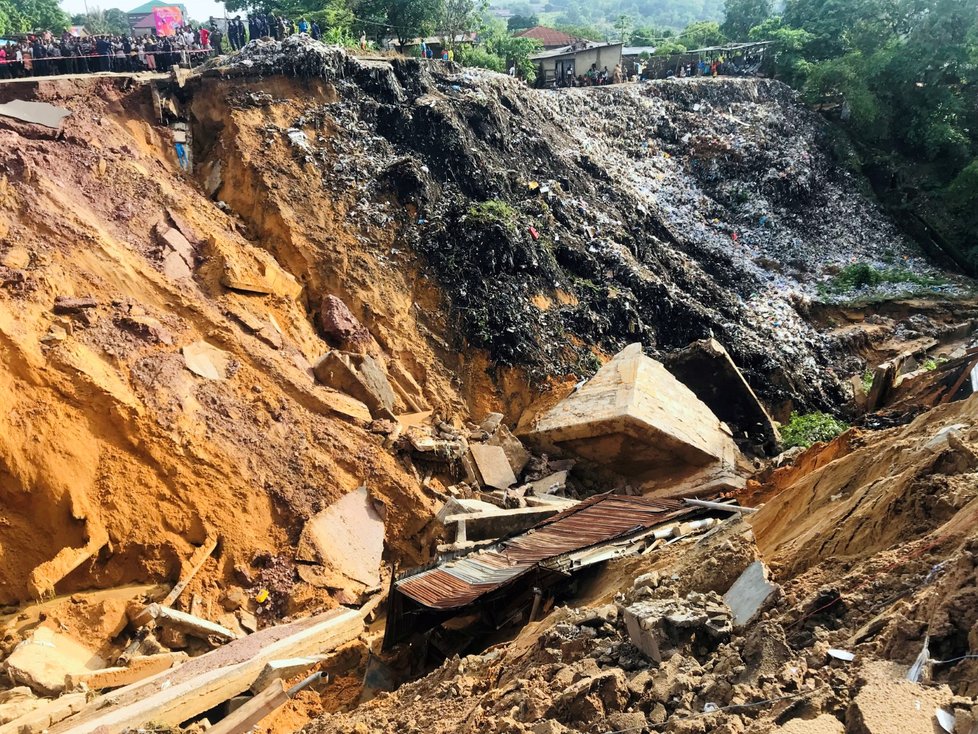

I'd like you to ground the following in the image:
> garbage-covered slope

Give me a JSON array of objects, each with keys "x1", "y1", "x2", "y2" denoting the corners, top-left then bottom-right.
[{"x1": 193, "y1": 39, "x2": 954, "y2": 418}]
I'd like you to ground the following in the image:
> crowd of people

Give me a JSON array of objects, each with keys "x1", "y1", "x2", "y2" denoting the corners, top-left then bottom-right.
[
  {"x1": 549, "y1": 62, "x2": 626, "y2": 88},
  {"x1": 0, "y1": 12, "x2": 349, "y2": 78},
  {"x1": 0, "y1": 24, "x2": 222, "y2": 78},
  {"x1": 224, "y1": 14, "x2": 323, "y2": 50}
]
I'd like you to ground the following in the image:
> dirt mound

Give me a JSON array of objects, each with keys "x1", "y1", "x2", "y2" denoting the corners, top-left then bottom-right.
[{"x1": 0, "y1": 75, "x2": 437, "y2": 610}]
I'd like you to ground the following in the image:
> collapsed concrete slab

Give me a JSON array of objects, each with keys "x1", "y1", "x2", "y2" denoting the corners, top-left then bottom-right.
[
  {"x1": 2, "y1": 626, "x2": 106, "y2": 696},
  {"x1": 313, "y1": 351, "x2": 397, "y2": 419},
  {"x1": 665, "y1": 338, "x2": 780, "y2": 453},
  {"x1": 622, "y1": 592, "x2": 732, "y2": 663},
  {"x1": 443, "y1": 505, "x2": 564, "y2": 543},
  {"x1": 521, "y1": 344, "x2": 739, "y2": 478},
  {"x1": 296, "y1": 486, "x2": 385, "y2": 591},
  {"x1": 469, "y1": 444, "x2": 518, "y2": 489},
  {"x1": 723, "y1": 560, "x2": 780, "y2": 628}
]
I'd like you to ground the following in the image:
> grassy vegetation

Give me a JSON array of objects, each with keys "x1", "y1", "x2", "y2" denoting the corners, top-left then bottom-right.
[
  {"x1": 466, "y1": 200, "x2": 517, "y2": 227},
  {"x1": 781, "y1": 411, "x2": 850, "y2": 450},
  {"x1": 861, "y1": 369, "x2": 874, "y2": 392},
  {"x1": 818, "y1": 263, "x2": 948, "y2": 299}
]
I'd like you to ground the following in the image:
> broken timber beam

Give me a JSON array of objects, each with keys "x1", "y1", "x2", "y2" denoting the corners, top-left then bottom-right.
[
  {"x1": 682, "y1": 498, "x2": 758, "y2": 515},
  {"x1": 49, "y1": 607, "x2": 362, "y2": 733},
  {"x1": 143, "y1": 603, "x2": 238, "y2": 642},
  {"x1": 162, "y1": 535, "x2": 219, "y2": 607},
  {"x1": 209, "y1": 672, "x2": 325, "y2": 734}
]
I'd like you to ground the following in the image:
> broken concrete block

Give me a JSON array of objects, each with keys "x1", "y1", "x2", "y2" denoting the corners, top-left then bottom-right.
[
  {"x1": 723, "y1": 560, "x2": 779, "y2": 628},
  {"x1": 182, "y1": 340, "x2": 233, "y2": 380},
  {"x1": 469, "y1": 444, "x2": 518, "y2": 489},
  {"x1": 157, "y1": 226, "x2": 195, "y2": 281},
  {"x1": 443, "y1": 505, "x2": 563, "y2": 542},
  {"x1": 3, "y1": 626, "x2": 106, "y2": 696},
  {"x1": 623, "y1": 594, "x2": 732, "y2": 664},
  {"x1": 488, "y1": 423, "x2": 531, "y2": 477},
  {"x1": 529, "y1": 470, "x2": 569, "y2": 495},
  {"x1": 65, "y1": 652, "x2": 188, "y2": 691},
  {"x1": 313, "y1": 351, "x2": 397, "y2": 418},
  {"x1": 0, "y1": 687, "x2": 39, "y2": 726},
  {"x1": 665, "y1": 338, "x2": 780, "y2": 452},
  {"x1": 296, "y1": 486, "x2": 385, "y2": 591},
  {"x1": 435, "y1": 497, "x2": 499, "y2": 524},
  {"x1": 522, "y1": 344, "x2": 739, "y2": 477},
  {"x1": 143, "y1": 604, "x2": 239, "y2": 641}
]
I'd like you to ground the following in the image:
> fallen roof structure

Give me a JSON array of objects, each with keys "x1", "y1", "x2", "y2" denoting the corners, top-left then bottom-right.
[{"x1": 383, "y1": 495, "x2": 700, "y2": 649}]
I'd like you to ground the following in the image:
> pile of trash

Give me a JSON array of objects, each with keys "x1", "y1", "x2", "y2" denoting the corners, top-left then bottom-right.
[
  {"x1": 193, "y1": 41, "x2": 964, "y2": 413},
  {"x1": 209, "y1": 34, "x2": 347, "y2": 78}
]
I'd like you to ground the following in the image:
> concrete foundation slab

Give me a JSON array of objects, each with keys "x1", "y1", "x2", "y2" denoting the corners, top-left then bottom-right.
[
  {"x1": 296, "y1": 486, "x2": 385, "y2": 590},
  {"x1": 521, "y1": 344, "x2": 739, "y2": 478}
]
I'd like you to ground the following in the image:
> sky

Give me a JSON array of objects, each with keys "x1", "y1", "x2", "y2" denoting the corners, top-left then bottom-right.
[{"x1": 59, "y1": 0, "x2": 230, "y2": 22}]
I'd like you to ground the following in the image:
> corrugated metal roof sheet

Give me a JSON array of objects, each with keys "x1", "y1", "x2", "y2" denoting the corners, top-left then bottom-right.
[{"x1": 396, "y1": 495, "x2": 689, "y2": 610}]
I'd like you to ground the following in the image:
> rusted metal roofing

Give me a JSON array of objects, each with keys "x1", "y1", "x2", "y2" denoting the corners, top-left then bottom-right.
[{"x1": 395, "y1": 495, "x2": 690, "y2": 610}]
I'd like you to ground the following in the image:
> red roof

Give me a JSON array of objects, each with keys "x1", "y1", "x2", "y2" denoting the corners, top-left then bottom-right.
[
  {"x1": 516, "y1": 25, "x2": 577, "y2": 47},
  {"x1": 395, "y1": 495, "x2": 691, "y2": 610}
]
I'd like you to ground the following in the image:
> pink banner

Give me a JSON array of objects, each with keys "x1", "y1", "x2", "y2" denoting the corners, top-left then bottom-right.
[{"x1": 153, "y1": 6, "x2": 184, "y2": 36}]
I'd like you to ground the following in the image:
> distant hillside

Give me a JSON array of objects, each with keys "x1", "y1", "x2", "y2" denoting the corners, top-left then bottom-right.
[{"x1": 491, "y1": 0, "x2": 724, "y2": 32}]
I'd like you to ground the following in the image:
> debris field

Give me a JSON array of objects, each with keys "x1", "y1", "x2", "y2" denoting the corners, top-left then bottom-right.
[{"x1": 0, "y1": 38, "x2": 976, "y2": 734}]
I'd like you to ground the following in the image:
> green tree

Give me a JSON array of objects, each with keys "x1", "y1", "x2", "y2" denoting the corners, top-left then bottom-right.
[
  {"x1": 612, "y1": 13, "x2": 630, "y2": 42},
  {"x1": 440, "y1": 0, "x2": 482, "y2": 50},
  {"x1": 11, "y1": 0, "x2": 68, "y2": 31},
  {"x1": 628, "y1": 25, "x2": 670, "y2": 46},
  {"x1": 679, "y1": 20, "x2": 725, "y2": 48},
  {"x1": 748, "y1": 16, "x2": 815, "y2": 85},
  {"x1": 380, "y1": 0, "x2": 441, "y2": 50},
  {"x1": 0, "y1": 0, "x2": 27, "y2": 34},
  {"x1": 506, "y1": 14, "x2": 537, "y2": 31},
  {"x1": 653, "y1": 39, "x2": 687, "y2": 55},
  {"x1": 71, "y1": 7, "x2": 130, "y2": 35},
  {"x1": 721, "y1": 0, "x2": 770, "y2": 39}
]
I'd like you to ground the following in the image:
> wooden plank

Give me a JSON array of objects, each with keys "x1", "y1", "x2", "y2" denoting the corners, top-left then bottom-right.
[
  {"x1": 206, "y1": 680, "x2": 289, "y2": 734},
  {"x1": 940, "y1": 358, "x2": 978, "y2": 405},
  {"x1": 49, "y1": 608, "x2": 362, "y2": 733},
  {"x1": 162, "y1": 535, "x2": 218, "y2": 608}
]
